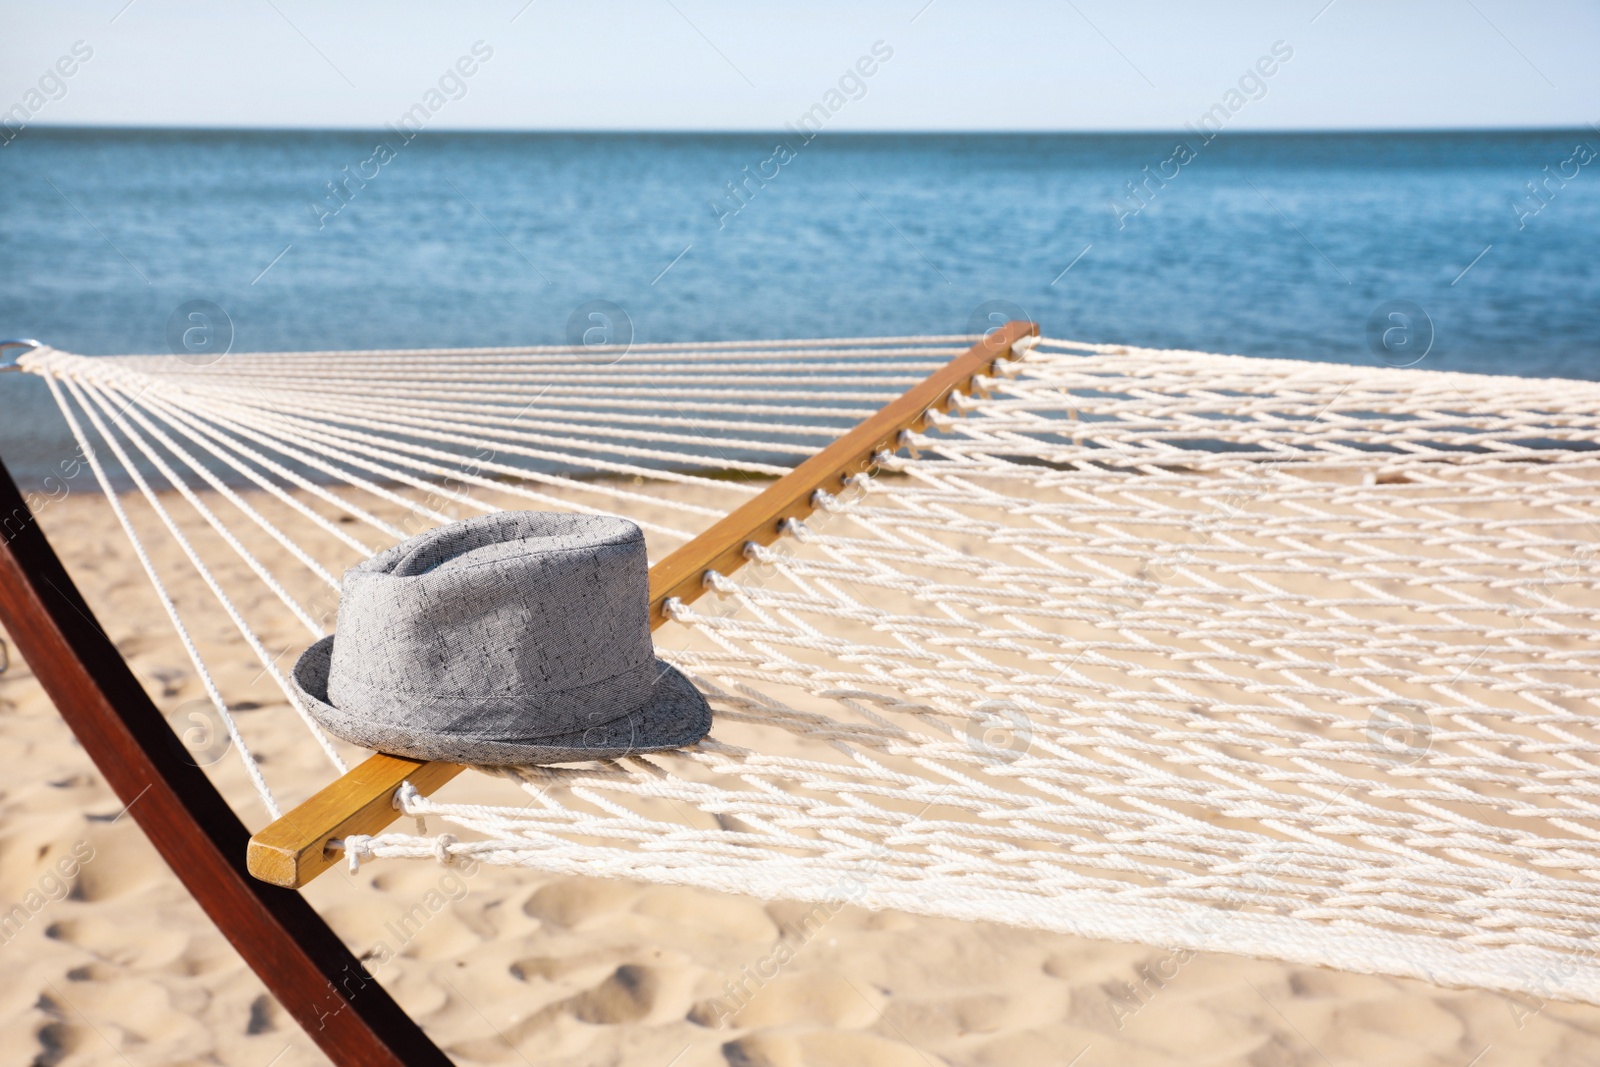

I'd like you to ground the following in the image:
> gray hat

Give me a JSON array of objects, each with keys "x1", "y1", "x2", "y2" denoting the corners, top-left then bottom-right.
[{"x1": 290, "y1": 511, "x2": 711, "y2": 766}]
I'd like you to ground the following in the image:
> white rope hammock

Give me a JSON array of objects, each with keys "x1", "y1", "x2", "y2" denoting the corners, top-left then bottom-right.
[{"x1": 20, "y1": 335, "x2": 1600, "y2": 1005}]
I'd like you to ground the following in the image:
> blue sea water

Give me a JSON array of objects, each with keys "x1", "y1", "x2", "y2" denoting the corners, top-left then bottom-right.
[{"x1": 1, "y1": 128, "x2": 1597, "y2": 483}]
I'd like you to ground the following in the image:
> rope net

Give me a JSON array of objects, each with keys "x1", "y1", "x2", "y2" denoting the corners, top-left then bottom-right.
[{"x1": 20, "y1": 336, "x2": 1600, "y2": 1004}]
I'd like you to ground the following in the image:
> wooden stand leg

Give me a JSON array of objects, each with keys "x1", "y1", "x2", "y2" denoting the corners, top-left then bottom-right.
[{"x1": 0, "y1": 460, "x2": 453, "y2": 1067}]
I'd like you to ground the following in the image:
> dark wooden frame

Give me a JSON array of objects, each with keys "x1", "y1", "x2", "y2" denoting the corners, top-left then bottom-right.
[
  {"x1": 0, "y1": 322, "x2": 1037, "y2": 1063},
  {"x1": 0, "y1": 461, "x2": 452, "y2": 1066}
]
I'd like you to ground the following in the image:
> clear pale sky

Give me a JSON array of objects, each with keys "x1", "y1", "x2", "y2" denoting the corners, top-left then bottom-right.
[{"x1": 3, "y1": 0, "x2": 1595, "y2": 131}]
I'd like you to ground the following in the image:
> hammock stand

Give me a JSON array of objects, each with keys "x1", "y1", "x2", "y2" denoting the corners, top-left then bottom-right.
[
  {"x1": 0, "y1": 323, "x2": 1036, "y2": 1066},
  {"x1": 0, "y1": 459, "x2": 450, "y2": 1066}
]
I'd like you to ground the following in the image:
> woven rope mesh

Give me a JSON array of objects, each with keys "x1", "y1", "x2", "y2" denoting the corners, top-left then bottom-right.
[{"x1": 22, "y1": 336, "x2": 1600, "y2": 1003}]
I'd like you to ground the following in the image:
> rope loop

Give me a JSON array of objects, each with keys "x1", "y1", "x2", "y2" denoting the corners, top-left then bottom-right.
[
  {"x1": 874, "y1": 449, "x2": 910, "y2": 472},
  {"x1": 743, "y1": 540, "x2": 782, "y2": 563},
  {"x1": 841, "y1": 471, "x2": 872, "y2": 492}
]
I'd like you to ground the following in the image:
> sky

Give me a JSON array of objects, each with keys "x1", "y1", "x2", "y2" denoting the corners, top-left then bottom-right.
[{"x1": 2, "y1": 0, "x2": 1596, "y2": 132}]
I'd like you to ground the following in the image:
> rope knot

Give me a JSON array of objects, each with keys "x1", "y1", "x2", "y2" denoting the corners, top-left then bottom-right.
[
  {"x1": 339, "y1": 834, "x2": 374, "y2": 874},
  {"x1": 393, "y1": 780, "x2": 421, "y2": 811},
  {"x1": 393, "y1": 780, "x2": 428, "y2": 833},
  {"x1": 434, "y1": 833, "x2": 458, "y2": 866}
]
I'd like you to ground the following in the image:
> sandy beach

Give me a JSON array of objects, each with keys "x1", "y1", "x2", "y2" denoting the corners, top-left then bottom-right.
[{"x1": 3, "y1": 477, "x2": 1600, "y2": 1067}]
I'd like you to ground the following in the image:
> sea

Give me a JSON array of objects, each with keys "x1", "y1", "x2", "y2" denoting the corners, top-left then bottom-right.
[{"x1": 1, "y1": 128, "x2": 1596, "y2": 485}]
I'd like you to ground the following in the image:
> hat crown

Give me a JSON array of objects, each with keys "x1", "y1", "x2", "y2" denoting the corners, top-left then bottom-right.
[{"x1": 325, "y1": 512, "x2": 656, "y2": 741}]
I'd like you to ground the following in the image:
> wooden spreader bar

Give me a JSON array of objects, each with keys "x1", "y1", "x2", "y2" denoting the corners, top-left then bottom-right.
[{"x1": 246, "y1": 321, "x2": 1038, "y2": 889}]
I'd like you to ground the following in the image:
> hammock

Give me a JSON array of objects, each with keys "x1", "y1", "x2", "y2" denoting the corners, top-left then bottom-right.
[{"x1": 14, "y1": 330, "x2": 1600, "y2": 1010}]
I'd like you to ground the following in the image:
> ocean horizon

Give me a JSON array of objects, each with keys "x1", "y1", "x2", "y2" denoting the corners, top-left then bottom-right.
[{"x1": 2, "y1": 126, "x2": 1596, "y2": 483}]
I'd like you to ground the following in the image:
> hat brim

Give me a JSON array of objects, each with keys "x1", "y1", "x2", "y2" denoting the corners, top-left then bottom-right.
[{"x1": 290, "y1": 635, "x2": 712, "y2": 766}]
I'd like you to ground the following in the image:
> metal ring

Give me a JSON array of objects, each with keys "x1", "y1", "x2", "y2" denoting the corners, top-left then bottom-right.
[{"x1": 0, "y1": 339, "x2": 42, "y2": 372}]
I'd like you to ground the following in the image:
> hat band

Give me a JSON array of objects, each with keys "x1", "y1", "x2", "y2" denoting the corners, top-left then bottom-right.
[{"x1": 325, "y1": 654, "x2": 659, "y2": 742}]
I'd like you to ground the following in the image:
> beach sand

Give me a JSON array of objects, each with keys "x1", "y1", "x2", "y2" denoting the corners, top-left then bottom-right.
[{"x1": 5, "y1": 483, "x2": 1600, "y2": 1067}]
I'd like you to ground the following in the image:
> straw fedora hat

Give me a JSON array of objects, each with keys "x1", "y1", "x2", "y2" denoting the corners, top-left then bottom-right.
[{"x1": 291, "y1": 511, "x2": 711, "y2": 765}]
